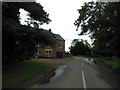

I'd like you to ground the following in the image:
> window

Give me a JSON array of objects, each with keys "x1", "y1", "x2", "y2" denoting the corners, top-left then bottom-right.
[
  {"x1": 45, "y1": 49, "x2": 52, "y2": 57},
  {"x1": 36, "y1": 49, "x2": 40, "y2": 54},
  {"x1": 16, "y1": 40, "x2": 19, "y2": 45},
  {"x1": 36, "y1": 44, "x2": 39, "y2": 47},
  {"x1": 59, "y1": 44, "x2": 61, "y2": 48}
]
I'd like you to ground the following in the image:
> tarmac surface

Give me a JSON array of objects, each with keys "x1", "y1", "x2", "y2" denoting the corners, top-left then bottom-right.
[{"x1": 31, "y1": 56, "x2": 120, "y2": 88}]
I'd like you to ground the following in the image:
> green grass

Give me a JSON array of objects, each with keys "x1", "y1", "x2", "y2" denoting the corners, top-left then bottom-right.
[
  {"x1": 64, "y1": 56, "x2": 73, "y2": 59},
  {"x1": 79, "y1": 55, "x2": 120, "y2": 72},
  {"x1": 94, "y1": 57, "x2": 120, "y2": 70},
  {"x1": 3, "y1": 60, "x2": 52, "y2": 88}
]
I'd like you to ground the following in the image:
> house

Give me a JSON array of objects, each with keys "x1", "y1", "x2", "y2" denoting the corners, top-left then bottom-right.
[{"x1": 35, "y1": 29, "x2": 65, "y2": 58}]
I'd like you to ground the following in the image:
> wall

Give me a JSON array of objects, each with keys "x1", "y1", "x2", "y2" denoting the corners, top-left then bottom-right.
[{"x1": 35, "y1": 40, "x2": 65, "y2": 58}]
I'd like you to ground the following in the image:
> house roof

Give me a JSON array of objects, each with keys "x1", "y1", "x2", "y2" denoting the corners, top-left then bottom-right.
[
  {"x1": 53, "y1": 34, "x2": 65, "y2": 41},
  {"x1": 40, "y1": 29, "x2": 65, "y2": 41},
  {"x1": 39, "y1": 29, "x2": 54, "y2": 37},
  {"x1": 39, "y1": 29, "x2": 52, "y2": 34}
]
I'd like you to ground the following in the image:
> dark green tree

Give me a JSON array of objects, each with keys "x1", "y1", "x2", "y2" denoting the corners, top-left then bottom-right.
[
  {"x1": 69, "y1": 39, "x2": 91, "y2": 56},
  {"x1": 2, "y1": 2, "x2": 55, "y2": 65},
  {"x1": 74, "y1": 2, "x2": 120, "y2": 57},
  {"x1": 2, "y1": 2, "x2": 51, "y2": 27}
]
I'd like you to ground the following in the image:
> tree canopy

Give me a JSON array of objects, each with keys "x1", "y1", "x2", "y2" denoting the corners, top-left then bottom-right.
[
  {"x1": 74, "y1": 2, "x2": 120, "y2": 57},
  {"x1": 2, "y1": 2, "x2": 51, "y2": 26},
  {"x1": 2, "y1": 2, "x2": 55, "y2": 65},
  {"x1": 69, "y1": 39, "x2": 91, "y2": 56}
]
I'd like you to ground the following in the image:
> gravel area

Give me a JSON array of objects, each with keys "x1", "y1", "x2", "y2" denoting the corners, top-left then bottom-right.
[{"x1": 31, "y1": 58, "x2": 73, "y2": 66}]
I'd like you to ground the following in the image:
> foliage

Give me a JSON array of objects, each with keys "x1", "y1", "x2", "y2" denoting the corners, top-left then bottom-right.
[
  {"x1": 20, "y1": 2, "x2": 51, "y2": 26},
  {"x1": 69, "y1": 39, "x2": 91, "y2": 56},
  {"x1": 65, "y1": 51, "x2": 72, "y2": 57},
  {"x1": 74, "y1": 2, "x2": 120, "y2": 57},
  {"x1": 93, "y1": 57, "x2": 120, "y2": 71},
  {"x1": 2, "y1": 2, "x2": 51, "y2": 26},
  {"x1": 2, "y1": 2, "x2": 54, "y2": 65}
]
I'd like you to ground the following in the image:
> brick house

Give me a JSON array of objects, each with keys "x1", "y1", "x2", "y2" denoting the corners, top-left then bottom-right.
[{"x1": 35, "y1": 29, "x2": 65, "y2": 58}]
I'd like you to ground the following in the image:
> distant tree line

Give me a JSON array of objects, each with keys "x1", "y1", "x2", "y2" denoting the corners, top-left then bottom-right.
[
  {"x1": 69, "y1": 39, "x2": 91, "y2": 56},
  {"x1": 74, "y1": 2, "x2": 120, "y2": 58},
  {"x1": 2, "y1": 2, "x2": 55, "y2": 65}
]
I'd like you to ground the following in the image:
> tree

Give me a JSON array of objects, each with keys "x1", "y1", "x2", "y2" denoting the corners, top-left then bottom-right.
[
  {"x1": 69, "y1": 39, "x2": 91, "y2": 56},
  {"x1": 2, "y1": 2, "x2": 54, "y2": 65},
  {"x1": 74, "y1": 2, "x2": 120, "y2": 57},
  {"x1": 2, "y1": 2, "x2": 51, "y2": 27}
]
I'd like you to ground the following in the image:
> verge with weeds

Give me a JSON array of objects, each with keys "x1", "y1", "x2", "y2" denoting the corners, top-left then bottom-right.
[{"x1": 2, "y1": 60, "x2": 52, "y2": 88}]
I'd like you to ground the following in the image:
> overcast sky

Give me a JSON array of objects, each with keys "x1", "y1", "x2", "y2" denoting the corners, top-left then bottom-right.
[{"x1": 20, "y1": 0, "x2": 95, "y2": 51}]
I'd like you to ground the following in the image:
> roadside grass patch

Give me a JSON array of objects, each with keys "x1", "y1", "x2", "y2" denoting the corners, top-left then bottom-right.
[
  {"x1": 64, "y1": 56, "x2": 73, "y2": 59},
  {"x1": 78, "y1": 55, "x2": 120, "y2": 72},
  {"x1": 93, "y1": 57, "x2": 120, "y2": 71},
  {"x1": 2, "y1": 60, "x2": 51, "y2": 88}
]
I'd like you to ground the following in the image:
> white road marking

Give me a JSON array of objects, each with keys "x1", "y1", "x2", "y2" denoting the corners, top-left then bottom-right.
[
  {"x1": 81, "y1": 62, "x2": 83, "y2": 67},
  {"x1": 82, "y1": 70, "x2": 87, "y2": 90}
]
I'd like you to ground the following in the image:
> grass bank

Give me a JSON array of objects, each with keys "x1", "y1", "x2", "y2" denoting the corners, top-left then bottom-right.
[
  {"x1": 72, "y1": 55, "x2": 120, "y2": 71},
  {"x1": 80, "y1": 55, "x2": 120, "y2": 72},
  {"x1": 93, "y1": 57, "x2": 120, "y2": 72},
  {"x1": 2, "y1": 60, "x2": 52, "y2": 88}
]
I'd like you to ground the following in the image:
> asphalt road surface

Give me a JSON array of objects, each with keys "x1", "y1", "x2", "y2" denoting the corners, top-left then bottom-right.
[{"x1": 31, "y1": 56, "x2": 119, "y2": 88}]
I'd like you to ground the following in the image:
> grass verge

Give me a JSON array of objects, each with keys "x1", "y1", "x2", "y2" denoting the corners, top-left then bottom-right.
[
  {"x1": 64, "y1": 56, "x2": 73, "y2": 59},
  {"x1": 2, "y1": 60, "x2": 52, "y2": 88},
  {"x1": 78, "y1": 55, "x2": 120, "y2": 72},
  {"x1": 93, "y1": 57, "x2": 120, "y2": 71}
]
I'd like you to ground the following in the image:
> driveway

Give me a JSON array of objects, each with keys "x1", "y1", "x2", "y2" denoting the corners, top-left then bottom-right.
[{"x1": 31, "y1": 58, "x2": 73, "y2": 66}]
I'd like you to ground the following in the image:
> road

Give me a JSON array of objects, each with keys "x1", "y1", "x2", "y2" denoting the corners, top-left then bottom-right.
[{"x1": 31, "y1": 56, "x2": 119, "y2": 88}]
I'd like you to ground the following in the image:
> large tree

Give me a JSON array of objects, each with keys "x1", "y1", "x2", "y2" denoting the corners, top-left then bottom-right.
[
  {"x1": 2, "y1": 2, "x2": 55, "y2": 64},
  {"x1": 74, "y1": 2, "x2": 120, "y2": 57}
]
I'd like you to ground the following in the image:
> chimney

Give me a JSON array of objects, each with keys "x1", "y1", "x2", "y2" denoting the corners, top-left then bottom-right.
[{"x1": 49, "y1": 29, "x2": 51, "y2": 32}]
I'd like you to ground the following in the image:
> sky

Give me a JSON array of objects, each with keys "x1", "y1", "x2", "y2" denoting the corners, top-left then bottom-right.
[{"x1": 20, "y1": 0, "x2": 95, "y2": 51}]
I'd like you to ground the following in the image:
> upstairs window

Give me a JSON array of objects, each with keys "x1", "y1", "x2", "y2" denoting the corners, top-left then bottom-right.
[
  {"x1": 59, "y1": 44, "x2": 61, "y2": 48},
  {"x1": 36, "y1": 49, "x2": 40, "y2": 54},
  {"x1": 36, "y1": 44, "x2": 39, "y2": 47}
]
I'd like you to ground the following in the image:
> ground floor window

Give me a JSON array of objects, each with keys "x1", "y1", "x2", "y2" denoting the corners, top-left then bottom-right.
[
  {"x1": 45, "y1": 49, "x2": 52, "y2": 57},
  {"x1": 36, "y1": 49, "x2": 40, "y2": 54}
]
